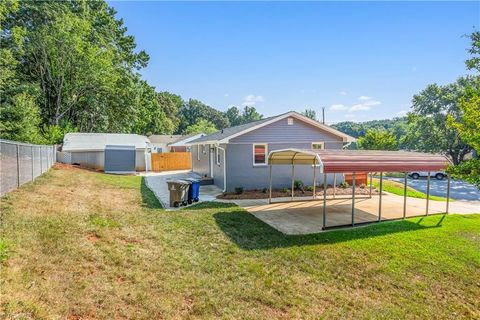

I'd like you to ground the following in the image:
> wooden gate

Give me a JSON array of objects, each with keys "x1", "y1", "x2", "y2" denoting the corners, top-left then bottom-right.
[{"x1": 151, "y1": 152, "x2": 192, "y2": 171}]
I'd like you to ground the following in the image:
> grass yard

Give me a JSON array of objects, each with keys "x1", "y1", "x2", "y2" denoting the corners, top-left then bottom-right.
[
  {"x1": 1, "y1": 167, "x2": 479, "y2": 319},
  {"x1": 372, "y1": 177, "x2": 450, "y2": 201}
]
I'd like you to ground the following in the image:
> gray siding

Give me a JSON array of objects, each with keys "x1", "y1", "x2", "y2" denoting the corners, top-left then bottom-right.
[
  {"x1": 225, "y1": 143, "x2": 342, "y2": 192},
  {"x1": 211, "y1": 144, "x2": 226, "y2": 190},
  {"x1": 70, "y1": 150, "x2": 146, "y2": 171},
  {"x1": 230, "y1": 117, "x2": 344, "y2": 145},
  {"x1": 192, "y1": 144, "x2": 210, "y2": 177},
  {"x1": 224, "y1": 118, "x2": 345, "y2": 191}
]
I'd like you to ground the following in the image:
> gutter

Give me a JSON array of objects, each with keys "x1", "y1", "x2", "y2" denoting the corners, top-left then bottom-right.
[{"x1": 216, "y1": 145, "x2": 227, "y2": 192}]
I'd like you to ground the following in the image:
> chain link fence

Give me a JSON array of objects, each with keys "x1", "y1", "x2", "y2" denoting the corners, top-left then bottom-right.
[{"x1": 0, "y1": 139, "x2": 57, "y2": 197}]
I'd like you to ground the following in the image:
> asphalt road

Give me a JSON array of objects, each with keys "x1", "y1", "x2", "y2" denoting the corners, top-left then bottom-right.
[{"x1": 386, "y1": 176, "x2": 480, "y2": 201}]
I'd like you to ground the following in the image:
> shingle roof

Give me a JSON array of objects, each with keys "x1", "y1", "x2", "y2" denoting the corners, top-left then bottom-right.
[
  {"x1": 63, "y1": 133, "x2": 150, "y2": 151},
  {"x1": 149, "y1": 135, "x2": 183, "y2": 144}
]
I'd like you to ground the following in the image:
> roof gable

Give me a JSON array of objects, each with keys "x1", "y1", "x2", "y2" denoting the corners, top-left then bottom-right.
[{"x1": 189, "y1": 111, "x2": 355, "y2": 144}]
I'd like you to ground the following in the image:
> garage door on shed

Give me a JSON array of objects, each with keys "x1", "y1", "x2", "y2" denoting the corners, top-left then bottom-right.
[{"x1": 105, "y1": 145, "x2": 136, "y2": 174}]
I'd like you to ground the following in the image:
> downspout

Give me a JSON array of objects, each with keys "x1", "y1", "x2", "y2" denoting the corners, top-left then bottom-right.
[{"x1": 217, "y1": 145, "x2": 227, "y2": 192}]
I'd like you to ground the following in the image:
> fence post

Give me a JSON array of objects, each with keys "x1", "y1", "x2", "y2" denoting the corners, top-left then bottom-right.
[
  {"x1": 31, "y1": 146, "x2": 34, "y2": 181},
  {"x1": 16, "y1": 143, "x2": 20, "y2": 187}
]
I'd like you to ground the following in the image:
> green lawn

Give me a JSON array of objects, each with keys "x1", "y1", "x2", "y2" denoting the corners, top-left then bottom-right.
[
  {"x1": 372, "y1": 177, "x2": 451, "y2": 201},
  {"x1": 0, "y1": 167, "x2": 479, "y2": 319}
]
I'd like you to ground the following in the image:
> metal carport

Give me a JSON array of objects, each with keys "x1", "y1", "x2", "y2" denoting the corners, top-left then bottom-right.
[{"x1": 267, "y1": 149, "x2": 452, "y2": 229}]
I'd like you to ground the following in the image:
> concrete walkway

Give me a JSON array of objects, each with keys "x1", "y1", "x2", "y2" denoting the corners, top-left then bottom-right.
[
  {"x1": 144, "y1": 170, "x2": 223, "y2": 210},
  {"x1": 227, "y1": 194, "x2": 480, "y2": 235}
]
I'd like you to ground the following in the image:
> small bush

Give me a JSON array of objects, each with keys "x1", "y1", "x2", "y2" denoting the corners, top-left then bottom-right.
[
  {"x1": 282, "y1": 188, "x2": 290, "y2": 193},
  {"x1": 305, "y1": 185, "x2": 314, "y2": 192},
  {"x1": 293, "y1": 180, "x2": 304, "y2": 191},
  {"x1": 234, "y1": 187, "x2": 244, "y2": 195},
  {"x1": 359, "y1": 183, "x2": 366, "y2": 189},
  {"x1": 339, "y1": 181, "x2": 349, "y2": 189},
  {"x1": 261, "y1": 187, "x2": 267, "y2": 193}
]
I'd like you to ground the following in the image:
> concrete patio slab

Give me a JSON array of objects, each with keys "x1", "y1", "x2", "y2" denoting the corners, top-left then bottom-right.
[
  {"x1": 228, "y1": 194, "x2": 480, "y2": 235},
  {"x1": 145, "y1": 170, "x2": 223, "y2": 210}
]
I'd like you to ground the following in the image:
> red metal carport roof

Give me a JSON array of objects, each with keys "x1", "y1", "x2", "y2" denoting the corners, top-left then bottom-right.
[{"x1": 268, "y1": 149, "x2": 451, "y2": 173}]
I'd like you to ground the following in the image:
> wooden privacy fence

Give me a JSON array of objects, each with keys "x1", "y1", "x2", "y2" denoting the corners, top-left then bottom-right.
[{"x1": 151, "y1": 152, "x2": 192, "y2": 171}]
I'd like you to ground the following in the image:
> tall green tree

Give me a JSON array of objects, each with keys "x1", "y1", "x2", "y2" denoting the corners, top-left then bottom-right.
[
  {"x1": 466, "y1": 31, "x2": 480, "y2": 72},
  {"x1": 357, "y1": 129, "x2": 399, "y2": 151},
  {"x1": 225, "y1": 106, "x2": 242, "y2": 126},
  {"x1": 404, "y1": 76, "x2": 479, "y2": 164},
  {"x1": 178, "y1": 99, "x2": 229, "y2": 134},
  {"x1": 185, "y1": 119, "x2": 217, "y2": 135},
  {"x1": 302, "y1": 109, "x2": 317, "y2": 121}
]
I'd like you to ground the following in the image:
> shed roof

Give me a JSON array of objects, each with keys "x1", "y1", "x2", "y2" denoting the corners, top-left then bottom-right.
[
  {"x1": 268, "y1": 149, "x2": 451, "y2": 173},
  {"x1": 148, "y1": 135, "x2": 183, "y2": 144},
  {"x1": 63, "y1": 133, "x2": 150, "y2": 152}
]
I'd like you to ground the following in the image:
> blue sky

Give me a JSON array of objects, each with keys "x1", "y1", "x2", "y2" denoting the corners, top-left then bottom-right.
[{"x1": 110, "y1": 1, "x2": 479, "y2": 123}]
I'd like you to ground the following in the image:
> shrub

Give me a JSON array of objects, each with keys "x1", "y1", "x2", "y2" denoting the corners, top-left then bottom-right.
[
  {"x1": 234, "y1": 187, "x2": 244, "y2": 195},
  {"x1": 305, "y1": 185, "x2": 314, "y2": 192},
  {"x1": 339, "y1": 181, "x2": 349, "y2": 189},
  {"x1": 359, "y1": 183, "x2": 366, "y2": 189},
  {"x1": 261, "y1": 187, "x2": 267, "y2": 194},
  {"x1": 293, "y1": 180, "x2": 304, "y2": 191},
  {"x1": 282, "y1": 188, "x2": 290, "y2": 193}
]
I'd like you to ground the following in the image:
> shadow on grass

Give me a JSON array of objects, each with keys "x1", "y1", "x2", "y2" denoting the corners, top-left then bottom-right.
[
  {"x1": 184, "y1": 201, "x2": 238, "y2": 210},
  {"x1": 141, "y1": 177, "x2": 163, "y2": 209},
  {"x1": 214, "y1": 210, "x2": 445, "y2": 250}
]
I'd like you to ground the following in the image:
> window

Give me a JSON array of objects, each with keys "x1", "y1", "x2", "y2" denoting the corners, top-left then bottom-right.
[
  {"x1": 253, "y1": 144, "x2": 267, "y2": 165},
  {"x1": 312, "y1": 142, "x2": 324, "y2": 150},
  {"x1": 215, "y1": 147, "x2": 221, "y2": 165},
  {"x1": 287, "y1": 117, "x2": 294, "y2": 125}
]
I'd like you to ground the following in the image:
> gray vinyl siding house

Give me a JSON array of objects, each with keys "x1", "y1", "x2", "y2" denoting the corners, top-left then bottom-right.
[{"x1": 189, "y1": 111, "x2": 355, "y2": 192}]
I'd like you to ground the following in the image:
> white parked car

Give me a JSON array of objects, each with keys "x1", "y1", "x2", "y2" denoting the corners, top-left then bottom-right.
[{"x1": 409, "y1": 171, "x2": 447, "y2": 180}]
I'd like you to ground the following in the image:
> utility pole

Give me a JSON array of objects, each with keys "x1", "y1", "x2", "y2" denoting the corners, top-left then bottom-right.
[{"x1": 322, "y1": 107, "x2": 325, "y2": 124}]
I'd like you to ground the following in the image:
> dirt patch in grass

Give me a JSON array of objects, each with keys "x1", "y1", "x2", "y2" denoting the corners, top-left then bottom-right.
[{"x1": 217, "y1": 186, "x2": 379, "y2": 200}]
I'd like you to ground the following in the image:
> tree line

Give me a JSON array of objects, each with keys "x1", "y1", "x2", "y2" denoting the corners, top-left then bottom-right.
[{"x1": 0, "y1": 0, "x2": 263, "y2": 144}]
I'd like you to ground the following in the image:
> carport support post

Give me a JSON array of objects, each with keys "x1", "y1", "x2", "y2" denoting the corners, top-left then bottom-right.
[
  {"x1": 378, "y1": 172, "x2": 383, "y2": 222},
  {"x1": 403, "y1": 172, "x2": 407, "y2": 219},
  {"x1": 352, "y1": 172, "x2": 356, "y2": 226},
  {"x1": 333, "y1": 173, "x2": 336, "y2": 199},
  {"x1": 323, "y1": 173, "x2": 327, "y2": 229},
  {"x1": 291, "y1": 164, "x2": 295, "y2": 200},
  {"x1": 426, "y1": 172, "x2": 431, "y2": 216},
  {"x1": 369, "y1": 172, "x2": 373, "y2": 198},
  {"x1": 312, "y1": 161, "x2": 316, "y2": 199},
  {"x1": 268, "y1": 164, "x2": 273, "y2": 204},
  {"x1": 446, "y1": 175, "x2": 451, "y2": 214}
]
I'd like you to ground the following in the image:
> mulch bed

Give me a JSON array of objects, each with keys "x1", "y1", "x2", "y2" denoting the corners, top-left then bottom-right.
[{"x1": 217, "y1": 186, "x2": 379, "y2": 200}]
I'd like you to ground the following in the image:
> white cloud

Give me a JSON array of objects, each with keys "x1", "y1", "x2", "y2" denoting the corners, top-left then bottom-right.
[
  {"x1": 396, "y1": 110, "x2": 408, "y2": 116},
  {"x1": 358, "y1": 96, "x2": 372, "y2": 101},
  {"x1": 242, "y1": 94, "x2": 264, "y2": 106},
  {"x1": 339, "y1": 91, "x2": 347, "y2": 96},
  {"x1": 363, "y1": 100, "x2": 381, "y2": 106},
  {"x1": 330, "y1": 104, "x2": 348, "y2": 111},
  {"x1": 349, "y1": 104, "x2": 371, "y2": 112}
]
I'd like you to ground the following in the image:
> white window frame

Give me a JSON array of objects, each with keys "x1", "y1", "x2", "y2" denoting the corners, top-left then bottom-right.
[
  {"x1": 252, "y1": 143, "x2": 268, "y2": 166},
  {"x1": 215, "y1": 147, "x2": 221, "y2": 165},
  {"x1": 311, "y1": 142, "x2": 325, "y2": 150},
  {"x1": 197, "y1": 145, "x2": 200, "y2": 161}
]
